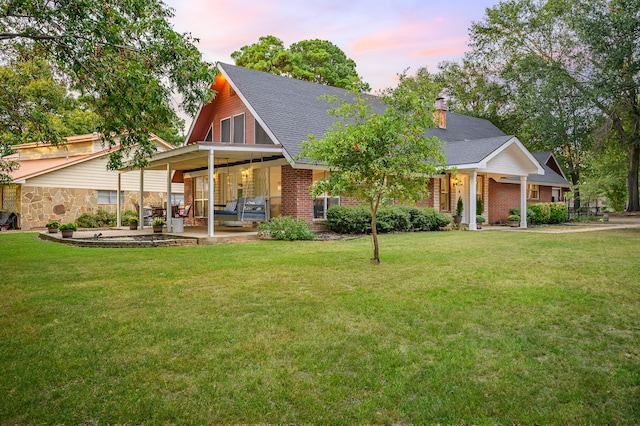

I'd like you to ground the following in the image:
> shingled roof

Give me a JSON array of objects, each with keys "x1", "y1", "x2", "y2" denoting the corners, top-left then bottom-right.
[{"x1": 215, "y1": 64, "x2": 565, "y2": 183}]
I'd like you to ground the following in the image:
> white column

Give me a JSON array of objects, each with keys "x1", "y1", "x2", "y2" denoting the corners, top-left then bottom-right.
[
  {"x1": 166, "y1": 164, "x2": 172, "y2": 232},
  {"x1": 208, "y1": 149, "x2": 215, "y2": 237},
  {"x1": 469, "y1": 171, "x2": 477, "y2": 230},
  {"x1": 116, "y1": 172, "x2": 122, "y2": 227},
  {"x1": 520, "y1": 176, "x2": 527, "y2": 228},
  {"x1": 139, "y1": 169, "x2": 144, "y2": 229}
]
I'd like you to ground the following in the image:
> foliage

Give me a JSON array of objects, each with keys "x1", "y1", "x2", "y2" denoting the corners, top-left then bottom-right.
[
  {"x1": 455, "y1": 196, "x2": 464, "y2": 216},
  {"x1": 299, "y1": 70, "x2": 446, "y2": 262},
  {"x1": 326, "y1": 205, "x2": 451, "y2": 234},
  {"x1": 124, "y1": 215, "x2": 138, "y2": 225},
  {"x1": 460, "y1": 0, "x2": 640, "y2": 211},
  {"x1": 257, "y1": 215, "x2": 315, "y2": 241},
  {"x1": 231, "y1": 35, "x2": 369, "y2": 91},
  {"x1": 152, "y1": 218, "x2": 165, "y2": 227},
  {"x1": 58, "y1": 222, "x2": 77, "y2": 231},
  {"x1": 507, "y1": 214, "x2": 520, "y2": 222},
  {"x1": 76, "y1": 209, "x2": 116, "y2": 228},
  {"x1": 476, "y1": 197, "x2": 483, "y2": 215},
  {"x1": 476, "y1": 215, "x2": 486, "y2": 223},
  {"x1": 528, "y1": 202, "x2": 568, "y2": 225},
  {"x1": 0, "y1": 0, "x2": 216, "y2": 175},
  {"x1": 45, "y1": 220, "x2": 60, "y2": 229}
]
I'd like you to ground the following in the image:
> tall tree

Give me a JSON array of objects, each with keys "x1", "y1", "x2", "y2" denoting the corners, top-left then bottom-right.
[
  {"x1": 299, "y1": 71, "x2": 445, "y2": 264},
  {"x1": 466, "y1": 0, "x2": 640, "y2": 211},
  {"x1": 571, "y1": 0, "x2": 640, "y2": 211},
  {"x1": 0, "y1": 0, "x2": 216, "y2": 176},
  {"x1": 232, "y1": 35, "x2": 369, "y2": 91}
]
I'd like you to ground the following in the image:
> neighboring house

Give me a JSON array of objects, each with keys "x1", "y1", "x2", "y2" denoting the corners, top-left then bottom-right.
[
  {"x1": 0, "y1": 133, "x2": 184, "y2": 230},
  {"x1": 134, "y1": 63, "x2": 570, "y2": 235}
]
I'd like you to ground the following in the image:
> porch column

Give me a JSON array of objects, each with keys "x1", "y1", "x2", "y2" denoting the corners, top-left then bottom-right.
[
  {"x1": 116, "y1": 172, "x2": 122, "y2": 227},
  {"x1": 469, "y1": 170, "x2": 477, "y2": 230},
  {"x1": 166, "y1": 164, "x2": 172, "y2": 232},
  {"x1": 520, "y1": 175, "x2": 527, "y2": 228},
  {"x1": 139, "y1": 169, "x2": 144, "y2": 229},
  {"x1": 207, "y1": 149, "x2": 215, "y2": 237}
]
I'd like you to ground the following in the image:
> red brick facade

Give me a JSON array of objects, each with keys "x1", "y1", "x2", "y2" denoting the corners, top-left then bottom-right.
[
  {"x1": 281, "y1": 165, "x2": 313, "y2": 222},
  {"x1": 489, "y1": 178, "x2": 566, "y2": 223}
]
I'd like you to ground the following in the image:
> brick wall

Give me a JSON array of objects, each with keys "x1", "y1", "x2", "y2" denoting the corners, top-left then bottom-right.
[
  {"x1": 489, "y1": 179, "x2": 521, "y2": 223},
  {"x1": 281, "y1": 165, "x2": 313, "y2": 222}
]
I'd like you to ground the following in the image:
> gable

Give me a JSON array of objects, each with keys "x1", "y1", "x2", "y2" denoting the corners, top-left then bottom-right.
[{"x1": 484, "y1": 143, "x2": 541, "y2": 175}]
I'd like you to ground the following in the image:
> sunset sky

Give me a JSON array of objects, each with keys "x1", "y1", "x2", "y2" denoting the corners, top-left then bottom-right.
[{"x1": 164, "y1": 0, "x2": 501, "y2": 93}]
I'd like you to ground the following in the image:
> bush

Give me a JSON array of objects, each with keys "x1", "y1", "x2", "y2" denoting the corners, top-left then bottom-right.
[
  {"x1": 76, "y1": 209, "x2": 116, "y2": 228},
  {"x1": 258, "y1": 216, "x2": 315, "y2": 241},
  {"x1": 326, "y1": 205, "x2": 451, "y2": 234},
  {"x1": 527, "y1": 202, "x2": 567, "y2": 225}
]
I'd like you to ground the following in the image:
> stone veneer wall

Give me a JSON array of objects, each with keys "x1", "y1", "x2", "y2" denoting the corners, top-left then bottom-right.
[{"x1": 20, "y1": 185, "x2": 164, "y2": 230}]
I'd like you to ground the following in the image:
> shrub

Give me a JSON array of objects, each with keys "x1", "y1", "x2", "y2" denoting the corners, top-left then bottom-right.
[
  {"x1": 527, "y1": 202, "x2": 567, "y2": 225},
  {"x1": 549, "y1": 202, "x2": 568, "y2": 224},
  {"x1": 258, "y1": 216, "x2": 315, "y2": 241},
  {"x1": 326, "y1": 205, "x2": 451, "y2": 234},
  {"x1": 76, "y1": 209, "x2": 116, "y2": 228},
  {"x1": 45, "y1": 221, "x2": 60, "y2": 229}
]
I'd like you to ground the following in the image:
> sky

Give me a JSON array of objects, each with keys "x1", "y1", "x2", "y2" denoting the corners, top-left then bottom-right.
[{"x1": 163, "y1": 0, "x2": 502, "y2": 125}]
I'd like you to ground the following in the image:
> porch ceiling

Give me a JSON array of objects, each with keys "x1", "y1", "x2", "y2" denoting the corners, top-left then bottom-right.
[{"x1": 120, "y1": 142, "x2": 286, "y2": 172}]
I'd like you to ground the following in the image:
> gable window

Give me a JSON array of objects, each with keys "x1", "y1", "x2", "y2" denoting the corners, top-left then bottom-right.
[
  {"x1": 98, "y1": 190, "x2": 124, "y2": 205},
  {"x1": 233, "y1": 114, "x2": 245, "y2": 143},
  {"x1": 221, "y1": 118, "x2": 231, "y2": 143},
  {"x1": 527, "y1": 184, "x2": 539, "y2": 200},
  {"x1": 440, "y1": 175, "x2": 450, "y2": 211},
  {"x1": 255, "y1": 120, "x2": 274, "y2": 145},
  {"x1": 204, "y1": 125, "x2": 213, "y2": 142}
]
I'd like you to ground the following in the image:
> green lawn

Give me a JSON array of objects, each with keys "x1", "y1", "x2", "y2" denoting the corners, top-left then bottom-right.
[{"x1": 1, "y1": 230, "x2": 639, "y2": 424}]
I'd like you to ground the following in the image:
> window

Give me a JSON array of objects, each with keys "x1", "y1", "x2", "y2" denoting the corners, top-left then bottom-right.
[
  {"x1": 440, "y1": 175, "x2": 450, "y2": 211},
  {"x1": 1, "y1": 185, "x2": 17, "y2": 210},
  {"x1": 221, "y1": 118, "x2": 230, "y2": 142},
  {"x1": 97, "y1": 190, "x2": 124, "y2": 205},
  {"x1": 171, "y1": 193, "x2": 184, "y2": 206},
  {"x1": 312, "y1": 170, "x2": 339, "y2": 219},
  {"x1": 204, "y1": 125, "x2": 213, "y2": 142},
  {"x1": 476, "y1": 175, "x2": 484, "y2": 213},
  {"x1": 233, "y1": 114, "x2": 245, "y2": 143},
  {"x1": 255, "y1": 120, "x2": 274, "y2": 145},
  {"x1": 193, "y1": 176, "x2": 209, "y2": 217},
  {"x1": 527, "y1": 184, "x2": 539, "y2": 200}
]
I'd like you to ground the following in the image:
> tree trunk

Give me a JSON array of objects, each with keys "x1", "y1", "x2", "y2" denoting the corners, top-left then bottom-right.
[
  {"x1": 627, "y1": 144, "x2": 640, "y2": 211},
  {"x1": 570, "y1": 170, "x2": 581, "y2": 210},
  {"x1": 370, "y1": 206, "x2": 380, "y2": 264}
]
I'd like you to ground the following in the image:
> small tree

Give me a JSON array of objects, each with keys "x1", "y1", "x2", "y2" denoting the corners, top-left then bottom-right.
[{"x1": 299, "y1": 72, "x2": 445, "y2": 263}]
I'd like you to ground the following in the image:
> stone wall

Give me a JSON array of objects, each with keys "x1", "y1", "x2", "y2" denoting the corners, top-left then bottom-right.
[{"x1": 19, "y1": 185, "x2": 164, "y2": 230}]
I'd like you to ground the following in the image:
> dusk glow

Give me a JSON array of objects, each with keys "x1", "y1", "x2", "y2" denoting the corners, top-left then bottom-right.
[{"x1": 164, "y1": 0, "x2": 500, "y2": 92}]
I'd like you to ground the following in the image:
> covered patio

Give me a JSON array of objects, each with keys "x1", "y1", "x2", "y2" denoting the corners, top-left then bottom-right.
[{"x1": 117, "y1": 142, "x2": 287, "y2": 237}]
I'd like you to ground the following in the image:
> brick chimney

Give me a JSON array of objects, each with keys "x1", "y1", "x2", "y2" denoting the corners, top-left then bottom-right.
[{"x1": 435, "y1": 96, "x2": 448, "y2": 129}]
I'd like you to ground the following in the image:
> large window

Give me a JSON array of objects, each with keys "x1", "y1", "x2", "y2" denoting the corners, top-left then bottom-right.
[
  {"x1": 97, "y1": 190, "x2": 124, "y2": 205},
  {"x1": 440, "y1": 175, "x2": 450, "y2": 211},
  {"x1": 193, "y1": 176, "x2": 209, "y2": 217},
  {"x1": 233, "y1": 114, "x2": 245, "y2": 143},
  {"x1": 312, "y1": 170, "x2": 339, "y2": 219},
  {"x1": 527, "y1": 184, "x2": 540, "y2": 200},
  {"x1": 221, "y1": 118, "x2": 231, "y2": 142}
]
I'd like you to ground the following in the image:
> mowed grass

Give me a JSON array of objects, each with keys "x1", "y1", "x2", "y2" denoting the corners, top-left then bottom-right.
[{"x1": 0, "y1": 229, "x2": 639, "y2": 424}]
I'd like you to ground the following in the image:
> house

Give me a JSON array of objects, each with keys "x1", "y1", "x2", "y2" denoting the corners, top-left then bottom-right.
[
  {"x1": 132, "y1": 63, "x2": 569, "y2": 236},
  {"x1": 0, "y1": 133, "x2": 184, "y2": 230}
]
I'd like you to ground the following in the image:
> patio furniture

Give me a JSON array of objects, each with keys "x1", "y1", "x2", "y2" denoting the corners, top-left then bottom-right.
[{"x1": 214, "y1": 197, "x2": 270, "y2": 223}]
